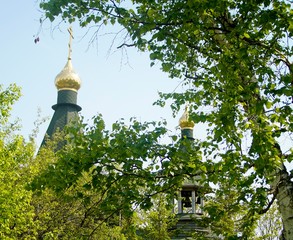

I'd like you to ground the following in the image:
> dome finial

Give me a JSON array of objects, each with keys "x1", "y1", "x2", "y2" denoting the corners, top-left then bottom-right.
[
  {"x1": 55, "y1": 26, "x2": 81, "y2": 92},
  {"x1": 179, "y1": 104, "x2": 195, "y2": 129},
  {"x1": 68, "y1": 26, "x2": 73, "y2": 60}
]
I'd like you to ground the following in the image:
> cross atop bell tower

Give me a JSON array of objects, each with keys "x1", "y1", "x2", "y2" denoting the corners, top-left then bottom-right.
[{"x1": 68, "y1": 26, "x2": 73, "y2": 60}]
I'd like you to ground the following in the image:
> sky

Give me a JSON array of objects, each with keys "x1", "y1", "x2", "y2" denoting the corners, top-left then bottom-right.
[{"x1": 1, "y1": 1, "x2": 189, "y2": 147}]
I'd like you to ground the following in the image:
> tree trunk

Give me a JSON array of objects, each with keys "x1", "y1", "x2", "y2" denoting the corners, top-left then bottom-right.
[{"x1": 271, "y1": 165, "x2": 293, "y2": 240}]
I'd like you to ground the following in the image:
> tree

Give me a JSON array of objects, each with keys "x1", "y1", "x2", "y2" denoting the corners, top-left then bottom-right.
[
  {"x1": 0, "y1": 85, "x2": 134, "y2": 239},
  {"x1": 137, "y1": 193, "x2": 176, "y2": 240},
  {"x1": 255, "y1": 202, "x2": 282, "y2": 240},
  {"x1": 31, "y1": 133, "x2": 136, "y2": 239},
  {"x1": 0, "y1": 84, "x2": 36, "y2": 239},
  {"x1": 32, "y1": 116, "x2": 182, "y2": 237},
  {"x1": 203, "y1": 183, "x2": 253, "y2": 239},
  {"x1": 38, "y1": 0, "x2": 293, "y2": 239}
]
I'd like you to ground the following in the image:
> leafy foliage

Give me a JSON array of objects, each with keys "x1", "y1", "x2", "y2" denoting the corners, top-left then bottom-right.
[
  {"x1": 0, "y1": 84, "x2": 21, "y2": 124},
  {"x1": 32, "y1": 114, "x2": 213, "y2": 237},
  {"x1": 0, "y1": 86, "x2": 135, "y2": 239},
  {"x1": 0, "y1": 135, "x2": 35, "y2": 239},
  {"x1": 32, "y1": 116, "x2": 195, "y2": 211},
  {"x1": 0, "y1": 85, "x2": 35, "y2": 239},
  {"x1": 255, "y1": 202, "x2": 282, "y2": 240},
  {"x1": 136, "y1": 194, "x2": 176, "y2": 240}
]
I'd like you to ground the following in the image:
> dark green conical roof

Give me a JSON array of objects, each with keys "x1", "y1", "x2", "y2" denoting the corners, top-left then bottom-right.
[{"x1": 42, "y1": 89, "x2": 81, "y2": 141}]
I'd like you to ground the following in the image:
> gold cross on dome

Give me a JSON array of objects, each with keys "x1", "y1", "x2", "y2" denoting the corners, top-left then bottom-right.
[{"x1": 67, "y1": 26, "x2": 74, "y2": 60}]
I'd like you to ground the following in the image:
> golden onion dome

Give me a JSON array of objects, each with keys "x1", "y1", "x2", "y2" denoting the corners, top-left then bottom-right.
[
  {"x1": 179, "y1": 105, "x2": 195, "y2": 129},
  {"x1": 55, "y1": 58, "x2": 81, "y2": 91},
  {"x1": 55, "y1": 26, "x2": 81, "y2": 92}
]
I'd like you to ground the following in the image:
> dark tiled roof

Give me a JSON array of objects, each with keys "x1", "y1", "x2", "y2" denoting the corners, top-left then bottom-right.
[{"x1": 41, "y1": 90, "x2": 81, "y2": 148}]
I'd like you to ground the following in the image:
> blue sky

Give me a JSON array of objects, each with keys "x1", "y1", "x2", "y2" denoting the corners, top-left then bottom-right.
[{"x1": 1, "y1": 1, "x2": 190, "y2": 147}]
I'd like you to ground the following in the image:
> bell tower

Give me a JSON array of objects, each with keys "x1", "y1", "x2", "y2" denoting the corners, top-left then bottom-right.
[
  {"x1": 171, "y1": 105, "x2": 209, "y2": 239},
  {"x1": 41, "y1": 27, "x2": 82, "y2": 148}
]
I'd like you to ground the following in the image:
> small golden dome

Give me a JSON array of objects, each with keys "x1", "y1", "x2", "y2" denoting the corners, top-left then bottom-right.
[
  {"x1": 179, "y1": 105, "x2": 195, "y2": 129},
  {"x1": 55, "y1": 58, "x2": 81, "y2": 91}
]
